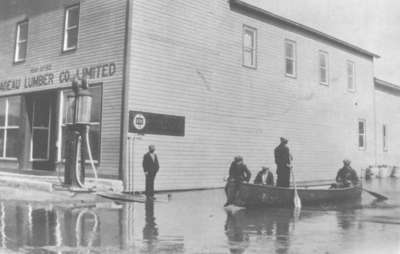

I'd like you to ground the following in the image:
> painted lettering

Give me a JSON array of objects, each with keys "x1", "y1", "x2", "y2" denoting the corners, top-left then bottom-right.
[{"x1": 102, "y1": 64, "x2": 108, "y2": 77}]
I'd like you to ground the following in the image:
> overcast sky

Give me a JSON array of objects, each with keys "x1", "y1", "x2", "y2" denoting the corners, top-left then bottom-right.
[{"x1": 246, "y1": 0, "x2": 400, "y2": 85}]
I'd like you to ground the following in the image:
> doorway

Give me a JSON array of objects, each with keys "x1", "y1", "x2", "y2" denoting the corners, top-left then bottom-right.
[{"x1": 26, "y1": 91, "x2": 58, "y2": 171}]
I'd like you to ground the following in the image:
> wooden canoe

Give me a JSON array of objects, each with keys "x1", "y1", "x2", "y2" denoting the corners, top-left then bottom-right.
[{"x1": 229, "y1": 182, "x2": 362, "y2": 208}]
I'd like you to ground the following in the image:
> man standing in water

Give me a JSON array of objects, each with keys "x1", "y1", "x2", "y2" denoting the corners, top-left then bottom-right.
[
  {"x1": 142, "y1": 145, "x2": 160, "y2": 199},
  {"x1": 224, "y1": 156, "x2": 251, "y2": 207},
  {"x1": 274, "y1": 137, "x2": 292, "y2": 187}
]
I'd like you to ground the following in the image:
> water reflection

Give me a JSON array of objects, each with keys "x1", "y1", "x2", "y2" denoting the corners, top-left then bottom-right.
[
  {"x1": 0, "y1": 179, "x2": 396, "y2": 253},
  {"x1": 143, "y1": 200, "x2": 159, "y2": 252},
  {"x1": 225, "y1": 208, "x2": 299, "y2": 254},
  {"x1": 0, "y1": 203, "x2": 102, "y2": 253}
]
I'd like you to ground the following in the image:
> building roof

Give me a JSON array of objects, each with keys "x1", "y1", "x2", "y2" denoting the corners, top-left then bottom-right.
[
  {"x1": 230, "y1": 0, "x2": 380, "y2": 59},
  {"x1": 374, "y1": 78, "x2": 400, "y2": 91}
]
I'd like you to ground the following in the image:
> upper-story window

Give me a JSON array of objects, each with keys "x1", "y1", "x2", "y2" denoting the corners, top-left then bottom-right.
[
  {"x1": 319, "y1": 51, "x2": 329, "y2": 85},
  {"x1": 242, "y1": 25, "x2": 257, "y2": 68},
  {"x1": 63, "y1": 5, "x2": 80, "y2": 52},
  {"x1": 285, "y1": 40, "x2": 296, "y2": 77},
  {"x1": 358, "y1": 119, "x2": 366, "y2": 150},
  {"x1": 14, "y1": 20, "x2": 28, "y2": 63},
  {"x1": 347, "y1": 60, "x2": 355, "y2": 91},
  {"x1": 383, "y1": 124, "x2": 388, "y2": 152}
]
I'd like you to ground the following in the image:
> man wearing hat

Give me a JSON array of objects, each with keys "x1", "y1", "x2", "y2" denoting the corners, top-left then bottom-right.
[
  {"x1": 142, "y1": 145, "x2": 160, "y2": 199},
  {"x1": 254, "y1": 167, "x2": 274, "y2": 186},
  {"x1": 274, "y1": 137, "x2": 292, "y2": 187},
  {"x1": 224, "y1": 156, "x2": 251, "y2": 206},
  {"x1": 334, "y1": 159, "x2": 359, "y2": 188}
]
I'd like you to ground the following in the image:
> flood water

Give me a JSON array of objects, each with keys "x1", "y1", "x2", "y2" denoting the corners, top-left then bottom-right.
[{"x1": 0, "y1": 178, "x2": 398, "y2": 254}]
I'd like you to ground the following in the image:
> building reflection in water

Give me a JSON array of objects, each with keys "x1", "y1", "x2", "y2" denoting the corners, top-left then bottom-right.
[
  {"x1": 0, "y1": 202, "x2": 101, "y2": 252},
  {"x1": 0, "y1": 200, "x2": 186, "y2": 253},
  {"x1": 225, "y1": 208, "x2": 296, "y2": 254}
]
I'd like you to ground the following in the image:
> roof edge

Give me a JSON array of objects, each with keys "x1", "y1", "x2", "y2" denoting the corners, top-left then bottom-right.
[
  {"x1": 230, "y1": 0, "x2": 380, "y2": 59},
  {"x1": 374, "y1": 78, "x2": 400, "y2": 91}
]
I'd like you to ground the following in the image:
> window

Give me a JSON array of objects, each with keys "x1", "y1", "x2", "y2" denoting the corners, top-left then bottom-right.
[
  {"x1": 30, "y1": 97, "x2": 51, "y2": 161},
  {"x1": 63, "y1": 5, "x2": 80, "y2": 52},
  {"x1": 0, "y1": 96, "x2": 21, "y2": 159},
  {"x1": 14, "y1": 20, "x2": 28, "y2": 63},
  {"x1": 347, "y1": 60, "x2": 355, "y2": 91},
  {"x1": 383, "y1": 124, "x2": 388, "y2": 151},
  {"x1": 358, "y1": 119, "x2": 366, "y2": 149},
  {"x1": 285, "y1": 40, "x2": 296, "y2": 77},
  {"x1": 61, "y1": 84, "x2": 102, "y2": 162},
  {"x1": 319, "y1": 51, "x2": 329, "y2": 85},
  {"x1": 242, "y1": 25, "x2": 257, "y2": 68}
]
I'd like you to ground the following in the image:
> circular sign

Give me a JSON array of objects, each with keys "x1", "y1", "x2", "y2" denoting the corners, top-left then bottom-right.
[{"x1": 133, "y1": 114, "x2": 146, "y2": 130}]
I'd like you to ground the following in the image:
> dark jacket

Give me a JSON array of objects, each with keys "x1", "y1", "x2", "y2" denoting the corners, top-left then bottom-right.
[
  {"x1": 336, "y1": 166, "x2": 359, "y2": 186},
  {"x1": 254, "y1": 171, "x2": 274, "y2": 185},
  {"x1": 228, "y1": 162, "x2": 251, "y2": 182},
  {"x1": 274, "y1": 144, "x2": 291, "y2": 167},
  {"x1": 142, "y1": 152, "x2": 159, "y2": 175}
]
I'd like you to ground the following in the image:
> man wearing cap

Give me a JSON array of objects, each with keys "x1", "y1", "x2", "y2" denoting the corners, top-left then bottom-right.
[
  {"x1": 274, "y1": 137, "x2": 292, "y2": 187},
  {"x1": 224, "y1": 156, "x2": 251, "y2": 206},
  {"x1": 142, "y1": 145, "x2": 160, "y2": 199},
  {"x1": 254, "y1": 167, "x2": 274, "y2": 186},
  {"x1": 334, "y1": 159, "x2": 359, "y2": 188}
]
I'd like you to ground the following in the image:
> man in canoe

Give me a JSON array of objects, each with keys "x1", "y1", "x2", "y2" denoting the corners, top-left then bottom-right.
[
  {"x1": 224, "y1": 156, "x2": 251, "y2": 207},
  {"x1": 254, "y1": 166, "x2": 274, "y2": 186},
  {"x1": 332, "y1": 159, "x2": 359, "y2": 188},
  {"x1": 274, "y1": 137, "x2": 292, "y2": 187}
]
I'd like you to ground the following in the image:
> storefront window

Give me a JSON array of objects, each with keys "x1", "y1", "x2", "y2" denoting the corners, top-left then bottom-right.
[
  {"x1": 61, "y1": 85, "x2": 102, "y2": 162},
  {"x1": 0, "y1": 96, "x2": 21, "y2": 159}
]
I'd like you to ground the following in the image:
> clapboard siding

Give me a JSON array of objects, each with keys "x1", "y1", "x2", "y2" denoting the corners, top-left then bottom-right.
[
  {"x1": 375, "y1": 85, "x2": 400, "y2": 166},
  {"x1": 127, "y1": 0, "x2": 375, "y2": 191},
  {"x1": 0, "y1": 0, "x2": 127, "y2": 177}
]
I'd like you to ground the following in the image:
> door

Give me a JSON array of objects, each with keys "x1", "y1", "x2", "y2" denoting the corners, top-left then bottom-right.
[{"x1": 28, "y1": 92, "x2": 57, "y2": 170}]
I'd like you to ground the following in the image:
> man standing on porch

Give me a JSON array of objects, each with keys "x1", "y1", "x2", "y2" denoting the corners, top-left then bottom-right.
[
  {"x1": 274, "y1": 137, "x2": 292, "y2": 187},
  {"x1": 142, "y1": 145, "x2": 160, "y2": 199}
]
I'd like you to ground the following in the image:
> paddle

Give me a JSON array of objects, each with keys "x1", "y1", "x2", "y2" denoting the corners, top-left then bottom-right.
[
  {"x1": 290, "y1": 165, "x2": 302, "y2": 209},
  {"x1": 357, "y1": 187, "x2": 388, "y2": 201}
]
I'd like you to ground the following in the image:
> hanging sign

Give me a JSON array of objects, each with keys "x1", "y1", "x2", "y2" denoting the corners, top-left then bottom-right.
[{"x1": 129, "y1": 111, "x2": 185, "y2": 136}]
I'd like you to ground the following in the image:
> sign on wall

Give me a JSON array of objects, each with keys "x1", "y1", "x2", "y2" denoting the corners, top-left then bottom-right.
[
  {"x1": 0, "y1": 62, "x2": 117, "y2": 95},
  {"x1": 129, "y1": 111, "x2": 185, "y2": 136}
]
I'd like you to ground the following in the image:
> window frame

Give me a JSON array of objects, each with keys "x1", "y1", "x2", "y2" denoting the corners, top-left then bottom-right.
[
  {"x1": 347, "y1": 60, "x2": 356, "y2": 92},
  {"x1": 284, "y1": 39, "x2": 297, "y2": 78},
  {"x1": 14, "y1": 20, "x2": 29, "y2": 63},
  {"x1": 383, "y1": 124, "x2": 388, "y2": 152},
  {"x1": 319, "y1": 50, "x2": 329, "y2": 86},
  {"x1": 62, "y1": 4, "x2": 80, "y2": 53},
  {"x1": 0, "y1": 97, "x2": 21, "y2": 160},
  {"x1": 358, "y1": 119, "x2": 366, "y2": 150},
  {"x1": 242, "y1": 25, "x2": 257, "y2": 69},
  {"x1": 29, "y1": 99, "x2": 52, "y2": 162}
]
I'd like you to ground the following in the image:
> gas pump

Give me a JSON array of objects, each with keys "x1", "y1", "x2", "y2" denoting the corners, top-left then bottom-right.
[{"x1": 64, "y1": 78, "x2": 97, "y2": 188}]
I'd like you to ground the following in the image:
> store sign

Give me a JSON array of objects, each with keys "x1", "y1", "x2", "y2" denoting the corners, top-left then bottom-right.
[
  {"x1": 0, "y1": 62, "x2": 117, "y2": 94},
  {"x1": 129, "y1": 111, "x2": 185, "y2": 136},
  {"x1": 133, "y1": 113, "x2": 146, "y2": 130}
]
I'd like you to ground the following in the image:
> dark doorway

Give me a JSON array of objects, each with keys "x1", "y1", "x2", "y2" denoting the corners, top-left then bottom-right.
[{"x1": 26, "y1": 91, "x2": 58, "y2": 171}]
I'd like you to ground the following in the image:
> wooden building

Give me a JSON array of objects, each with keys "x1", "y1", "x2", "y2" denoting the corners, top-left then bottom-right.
[
  {"x1": 0, "y1": 0, "x2": 127, "y2": 178},
  {"x1": 374, "y1": 78, "x2": 400, "y2": 166},
  {"x1": 0, "y1": 0, "x2": 395, "y2": 192}
]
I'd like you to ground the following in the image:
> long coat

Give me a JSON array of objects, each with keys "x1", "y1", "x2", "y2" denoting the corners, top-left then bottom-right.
[
  {"x1": 228, "y1": 162, "x2": 251, "y2": 182},
  {"x1": 142, "y1": 152, "x2": 160, "y2": 175},
  {"x1": 274, "y1": 144, "x2": 291, "y2": 168}
]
